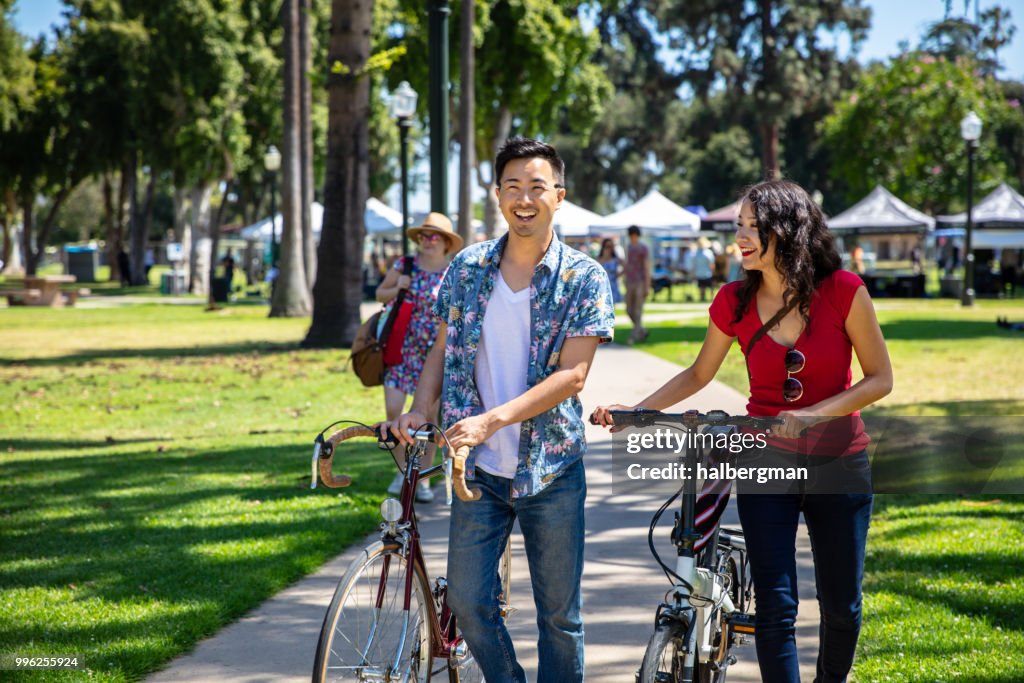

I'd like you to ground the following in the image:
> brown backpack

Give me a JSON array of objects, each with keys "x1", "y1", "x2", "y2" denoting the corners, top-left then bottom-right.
[{"x1": 349, "y1": 310, "x2": 386, "y2": 387}]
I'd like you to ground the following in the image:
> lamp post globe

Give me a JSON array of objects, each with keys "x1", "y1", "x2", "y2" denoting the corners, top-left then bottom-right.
[
  {"x1": 264, "y1": 145, "x2": 282, "y2": 268},
  {"x1": 391, "y1": 82, "x2": 418, "y2": 259},
  {"x1": 960, "y1": 111, "x2": 982, "y2": 306}
]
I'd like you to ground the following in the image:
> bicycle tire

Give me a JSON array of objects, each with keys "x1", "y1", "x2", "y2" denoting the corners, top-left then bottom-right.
[
  {"x1": 638, "y1": 620, "x2": 723, "y2": 683},
  {"x1": 312, "y1": 541, "x2": 434, "y2": 683}
]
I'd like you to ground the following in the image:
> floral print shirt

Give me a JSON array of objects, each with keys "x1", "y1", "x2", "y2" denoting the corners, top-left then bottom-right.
[{"x1": 433, "y1": 234, "x2": 615, "y2": 498}]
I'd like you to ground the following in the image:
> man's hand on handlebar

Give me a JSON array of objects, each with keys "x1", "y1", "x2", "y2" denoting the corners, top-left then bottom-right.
[
  {"x1": 444, "y1": 413, "x2": 498, "y2": 452},
  {"x1": 378, "y1": 410, "x2": 431, "y2": 446},
  {"x1": 590, "y1": 404, "x2": 637, "y2": 432}
]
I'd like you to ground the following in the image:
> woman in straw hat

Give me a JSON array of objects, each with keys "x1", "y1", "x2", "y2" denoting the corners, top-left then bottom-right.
[{"x1": 376, "y1": 212, "x2": 463, "y2": 501}]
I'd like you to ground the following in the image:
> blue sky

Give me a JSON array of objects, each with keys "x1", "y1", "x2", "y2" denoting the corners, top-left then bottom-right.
[{"x1": 11, "y1": 0, "x2": 1024, "y2": 81}]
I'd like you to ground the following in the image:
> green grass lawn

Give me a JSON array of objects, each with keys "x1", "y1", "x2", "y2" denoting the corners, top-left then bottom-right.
[
  {"x1": 4, "y1": 296, "x2": 1024, "y2": 681},
  {"x1": 0, "y1": 305, "x2": 393, "y2": 681},
  {"x1": 620, "y1": 296, "x2": 1024, "y2": 681}
]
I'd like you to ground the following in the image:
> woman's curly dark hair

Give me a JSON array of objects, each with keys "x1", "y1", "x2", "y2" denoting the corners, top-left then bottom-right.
[{"x1": 733, "y1": 180, "x2": 841, "y2": 327}]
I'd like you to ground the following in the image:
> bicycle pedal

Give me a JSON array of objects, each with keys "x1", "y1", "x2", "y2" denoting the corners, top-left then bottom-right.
[{"x1": 726, "y1": 611, "x2": 756, "y2": 636}]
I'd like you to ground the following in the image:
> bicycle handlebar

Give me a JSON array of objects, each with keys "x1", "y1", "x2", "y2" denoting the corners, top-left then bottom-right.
[
  {"x1": 311, "y1": 424, "x2": 480, "y2": 502},
  {"x1": 590, "y1": 408, "x2": 783, "y2": 430}
]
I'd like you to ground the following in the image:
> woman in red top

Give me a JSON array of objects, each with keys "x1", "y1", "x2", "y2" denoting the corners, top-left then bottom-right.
[{"x1": 594, "y1": 180, "x2": 892, "y2": 683}]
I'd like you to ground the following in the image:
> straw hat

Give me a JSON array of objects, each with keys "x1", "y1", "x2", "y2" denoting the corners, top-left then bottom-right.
[{"x1": 406, "y1": 212, "x2": 463, "y2": 253}]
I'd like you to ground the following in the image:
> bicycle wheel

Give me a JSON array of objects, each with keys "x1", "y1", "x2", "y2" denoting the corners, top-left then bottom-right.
[
  {"x1": 312, "y1": 541, "x2": 434, "y2": 683},
  {"x1": 638, "y1": 619, "x2": 721, "y2": 683}
]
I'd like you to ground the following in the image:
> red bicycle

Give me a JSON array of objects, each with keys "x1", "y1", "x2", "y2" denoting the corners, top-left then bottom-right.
[{"x1": 309, "y1": 421, "x2": 512, "y2": 683}]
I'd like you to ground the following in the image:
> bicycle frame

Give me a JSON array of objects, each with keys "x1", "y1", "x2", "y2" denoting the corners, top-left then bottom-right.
[
  {"x1": 377, "y1": 438, "x2": 469, "y2": 664},
  {"x1": 657, "y1": 433, "x2": 740, "y2": 681}
]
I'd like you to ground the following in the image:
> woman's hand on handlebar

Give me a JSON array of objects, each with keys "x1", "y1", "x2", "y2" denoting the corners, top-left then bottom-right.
[
  {"x1": 590, "y1": 404, "x2": 635, "y2": 432},
  {"x1": 772, "y1": 409, "x2": 820, "y2": 439}
]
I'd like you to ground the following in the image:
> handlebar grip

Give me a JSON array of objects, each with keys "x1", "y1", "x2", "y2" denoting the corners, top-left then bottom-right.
[
  {"x1": 451, "y1": 445, "x2": 481, "y2": 502},
  {"x1": 318, "y1": 425, "x2": 377, "y2": 488}
]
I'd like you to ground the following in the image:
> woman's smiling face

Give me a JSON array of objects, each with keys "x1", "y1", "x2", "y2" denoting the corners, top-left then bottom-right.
[{"x1": 736, "y1": 200, "x2": 776, "y2": 272}]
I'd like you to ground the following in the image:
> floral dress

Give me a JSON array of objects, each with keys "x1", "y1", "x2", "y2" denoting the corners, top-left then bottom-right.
[{"x1": 383, "y1": 257, "x2": 447, "y2": 395}]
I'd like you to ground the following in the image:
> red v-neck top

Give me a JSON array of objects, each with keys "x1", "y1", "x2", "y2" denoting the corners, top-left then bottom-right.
[{"x1": 709, "y1": 270, "x2": 869, "y2": 456}]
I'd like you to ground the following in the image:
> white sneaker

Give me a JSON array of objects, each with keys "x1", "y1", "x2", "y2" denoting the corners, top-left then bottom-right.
[
  {"x1": 415, "y1": 481, "x2": 435, "y2": 503},
  {"x1": 386, "y1": 472, "x2": 404, "y2": 495}
]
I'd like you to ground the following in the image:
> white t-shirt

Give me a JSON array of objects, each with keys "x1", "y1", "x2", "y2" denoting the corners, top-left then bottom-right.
[{"x1": 474, "y1": 273, "x2": 531, "y2": 479}]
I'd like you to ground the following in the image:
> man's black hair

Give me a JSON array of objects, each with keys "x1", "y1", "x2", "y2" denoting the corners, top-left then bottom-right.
[
  {"x1": 494, "y1": 137, "x2": 565, "y2": 187},
  {"x1": 628, "y1": 225, "x2": 641, "y2": 237}
]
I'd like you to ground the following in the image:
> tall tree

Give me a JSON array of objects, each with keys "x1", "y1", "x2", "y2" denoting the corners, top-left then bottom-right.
[
  {"x1": 303, "y1": 0, "x2": 373, "y2": 346},
  {"x1": 821, "y1": 52, "x2": 1016, "y2": 213},
  {"x1": 660, "y1": 0, "x2": 870, "y2": 180},
  {"x1": 456, "y1": 0, "x2": 474, "y2": 245},
  {"x1": 386, "y1": 0, "x2": 611, "y2": 234},
  {"x1": 271, "y1": 0, "x2": 313, "y2": 316},
  {"x1": 0, "y1": 0, "x2": 34, "y2": 271},
  {"x1": 300, "y1": 0, "x2": 317, "y2": 290}
]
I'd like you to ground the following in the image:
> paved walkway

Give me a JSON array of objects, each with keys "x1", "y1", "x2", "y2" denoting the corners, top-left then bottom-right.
[{"x1": 147, "y1": 343, "x2": 820, "y2": 682}]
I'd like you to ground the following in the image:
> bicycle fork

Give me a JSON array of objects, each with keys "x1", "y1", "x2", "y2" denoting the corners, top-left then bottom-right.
[{"x1": 672, "y1": 554, "x2": 737, "y2": 678}]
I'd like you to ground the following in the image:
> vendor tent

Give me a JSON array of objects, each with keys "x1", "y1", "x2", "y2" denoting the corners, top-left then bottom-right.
[
  {"x1": 554, "y1": 200, "x2": 603, "y2": 237},
  {"x1": 365, "y1": 197, "x2": 404, "y2": 234},
  {"x1": 827, "y1": 186, "x2": 934, "y2": 259},
  {"x1": 702, "y1": 201, "x2": 741, "y2": 232},
  {"x1": 827, "y1": 186, "x2": 934, "y2": 235},
  {"x1": 239, "y1": 198, "x2": 403, "y2": 241},
  {"x1": 937, "y1": 183, "x2": 1024, "y2": 241},
  {"x1": 590, "y1": 190, "x2": 701, "y2": 236}
]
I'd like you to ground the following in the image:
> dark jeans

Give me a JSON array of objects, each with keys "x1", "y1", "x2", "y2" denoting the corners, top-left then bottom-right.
[
  {"x1": 737, "y1": 490, "x2": 872, "y2": 683},
  {"x1": 446, "y1": 460, "x2": 586, "y2": 683}
]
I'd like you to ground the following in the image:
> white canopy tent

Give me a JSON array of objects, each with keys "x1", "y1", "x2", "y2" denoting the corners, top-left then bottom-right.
[
  {"x1": 589, "y1": 190, "x2": 701, "y2": 236},
  {"x1": 554, "y1": 200, "x2": 603, "y2": 238},
  {"x1": 238, "y1": 198, "x2": 403, "y2": 241}
]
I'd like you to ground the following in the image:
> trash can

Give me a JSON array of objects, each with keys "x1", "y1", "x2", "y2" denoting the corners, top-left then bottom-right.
[
  {"x1": 65, "y1": 245, "x2": 99, "y2": 282},
  {"x1": 211, "y1": 276, "x2": 230, "y2": 303},
  {"x1": 160, "y1": 270, "x2": 187, "y2": 295}
]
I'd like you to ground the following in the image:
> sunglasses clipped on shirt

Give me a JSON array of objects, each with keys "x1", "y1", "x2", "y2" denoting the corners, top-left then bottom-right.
[{"x1": 783, "y1": 348, "x2": 805, "y2": 403}]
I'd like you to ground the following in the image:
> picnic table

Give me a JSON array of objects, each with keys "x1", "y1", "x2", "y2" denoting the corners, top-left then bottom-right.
[{"x1": 5, "y1": 275, "x2": 82, "y2": 307}]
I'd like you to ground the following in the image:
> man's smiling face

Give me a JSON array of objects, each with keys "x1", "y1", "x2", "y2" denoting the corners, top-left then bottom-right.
[{"x1": 496, "y1": 157, "x2": 564, "y2": 240}]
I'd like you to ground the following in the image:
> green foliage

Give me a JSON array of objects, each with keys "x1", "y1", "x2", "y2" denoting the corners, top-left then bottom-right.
[
  {"x1": 821, "y1": 53, "x2": 1019, "y2": 213},
  {"x1": 658, "y1": 0, "x2": 871, "y2": 178},
  {"x1": 0, "y1": 0, "x2": 34, "y2": 133},
  {"x1": 384, "y1": 0, "x2": 611, "y2": 175}
]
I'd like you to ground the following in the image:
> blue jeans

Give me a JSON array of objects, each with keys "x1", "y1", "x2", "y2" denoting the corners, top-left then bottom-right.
[
  {"x1": 447, "y1": 460, "x2": 586, "y2": 683},
  {"x1": 737, "y1": 490, "x2": 872, "y2": 683}
]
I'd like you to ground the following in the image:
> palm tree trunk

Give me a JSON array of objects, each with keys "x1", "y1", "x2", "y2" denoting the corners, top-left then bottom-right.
[
  {"x1": 270, "y1": 0, "x2": 312, "y2": 317},
  {"x1": 302, "y1": 0, "x2": 373, "y2": 346},
  {"x1": 457, "y1": 0, "x2": 475, "y2": 246}
]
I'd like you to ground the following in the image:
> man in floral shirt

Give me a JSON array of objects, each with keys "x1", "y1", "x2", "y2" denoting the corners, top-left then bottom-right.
[{"x1": 389, "y1": 137, "x2": 613, "y2": 682}]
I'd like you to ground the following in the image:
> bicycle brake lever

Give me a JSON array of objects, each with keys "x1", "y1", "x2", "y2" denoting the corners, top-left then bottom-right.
[
  {"x1": 311, "y1": 437, "x2": 322, "y2": 489},
  {"x1": 444, "y1": 456, "x2": 453, "y2": 506}
]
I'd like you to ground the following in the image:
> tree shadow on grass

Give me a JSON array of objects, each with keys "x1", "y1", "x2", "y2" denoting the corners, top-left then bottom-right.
[
  {"x1": 0, "y1": 437, "x2": 400, "y2": 677},
  {"x1": 879, "y1": 318, "x2": 1015, "y2": 341},
  {"x1": 0, "y1": 341, "x2": 306, "y2": 368}
]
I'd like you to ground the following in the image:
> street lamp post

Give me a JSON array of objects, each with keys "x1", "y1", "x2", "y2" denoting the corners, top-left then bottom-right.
[
  {"x1": 390, "y1": 81, "x2": 418, "y2": 259},
  {"x1": 428, "y1": 0, "x2": 450, "y2": 215},
  {"x1": 960, "y1": 110, "x2": 982, "y2": 306},
  {"x1": 263, "y1": 145, "x2": 282, "y2": 267}
]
